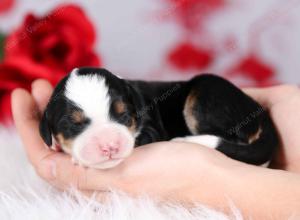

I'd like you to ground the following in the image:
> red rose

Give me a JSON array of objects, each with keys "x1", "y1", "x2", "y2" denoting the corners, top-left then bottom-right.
[
  {"x1": 168, "y1": 42, "x2": 213, "y2": 70},
  {"x1": 0, "y1": 0, "x2": 14, "y2": 13},
  {"x1": 5, "y1": 4, "x2": 100, "y2": 75},
  {"x1": 0, "y1": 4, "x2": 101, "y2": 123},
  {"x1": 0, "y1": 57, "x2": 62, "y2": 123}
]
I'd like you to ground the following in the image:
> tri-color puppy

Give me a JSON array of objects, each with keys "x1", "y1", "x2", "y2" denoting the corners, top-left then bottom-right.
[{"x1": 40, "y1": 67, "x2": 278, "y2": 169}]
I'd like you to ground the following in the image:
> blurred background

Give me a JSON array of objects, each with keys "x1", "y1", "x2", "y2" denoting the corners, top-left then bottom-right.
[{"x1": 0, "y1": 0, "x2": 300, "y2": 123}]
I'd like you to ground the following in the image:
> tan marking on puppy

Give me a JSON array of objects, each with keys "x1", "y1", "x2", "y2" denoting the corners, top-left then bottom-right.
[
  {"x1": 114, "y1": 100, "x2": 126, "y2": 114},
  {"x1": 128, "y1": 117, "x2": 137, "y2": 134},
  {"x1": 183, "y1": 91, "x2": 199, "y2": 134},
  {"x1": 56, "y1": 133, "x2": 73, "y2": 154},
  {"x1": 72, "y1": 110, "x2": 84, "y2": 123},
  {"x1": 248, "y1": 127, "x2": 262, "y2": 144}
]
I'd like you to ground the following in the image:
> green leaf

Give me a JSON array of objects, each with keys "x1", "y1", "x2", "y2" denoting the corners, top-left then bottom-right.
[{"x1": 0, "y1": 33, "x2": 5, "y2": 62}]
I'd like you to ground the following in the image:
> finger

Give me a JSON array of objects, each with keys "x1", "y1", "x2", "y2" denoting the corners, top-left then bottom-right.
[
  {"x1": 243, "y1": 85, "x2": 299, "y2": 108},
  {"x1": 11, "y1": 88, "x2": 54, "y2": 164},
  {"x1": 243, "y1": 88, "x2": 272, "y2": 107},
  {"x1": 36, "y1": 153, "x2": 120, "y2": 191},
  {"x1": 56, "y1": 157, "x2": 120, "y2": 191},
  {"x1": 31, "y1": 79, "x2": 53, "y2": 113}
]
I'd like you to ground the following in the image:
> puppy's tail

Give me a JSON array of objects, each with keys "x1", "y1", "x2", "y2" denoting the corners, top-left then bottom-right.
[{"x1": 216, "y1": 114, "x2": 278, "y2": 166}]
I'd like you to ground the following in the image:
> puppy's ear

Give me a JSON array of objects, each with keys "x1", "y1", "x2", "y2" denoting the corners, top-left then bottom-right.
[
  {"x1": 39, "y1": 111, "x2": 52, "y2": 147},
  {"x1": 125, "y1": 82, "x2": 143, "y2": 110}
]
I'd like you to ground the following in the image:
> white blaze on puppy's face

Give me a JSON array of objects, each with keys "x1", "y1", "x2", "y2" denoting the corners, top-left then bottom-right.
[{"x1": 64, "y1": 69, "x2": 135, "y2": 169}]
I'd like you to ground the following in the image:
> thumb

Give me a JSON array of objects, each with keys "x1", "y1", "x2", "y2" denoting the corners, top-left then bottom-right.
[
  {"x1": 31, "y1": 79, "x2": 53, "y2": 114},
  {"x1": 243, "y1": 85, "x2": 299, "y2": 108}
]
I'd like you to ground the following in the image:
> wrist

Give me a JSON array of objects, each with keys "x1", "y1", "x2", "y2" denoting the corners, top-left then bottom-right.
[
  {"x1": 182, "y1": 152, "x2": 242, "y2": 207},
  {"x1": 217, "y1": 161, "x2": 300, "y2": 219}
]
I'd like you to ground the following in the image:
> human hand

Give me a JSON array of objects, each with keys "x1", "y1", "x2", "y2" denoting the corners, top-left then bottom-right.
[{"x1": 11, "y1": 79, "x2": 235, "y2": 204}]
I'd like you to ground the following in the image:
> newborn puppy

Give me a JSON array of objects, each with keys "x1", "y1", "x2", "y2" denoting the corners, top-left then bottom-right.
[{"x1": 40, "y1": 67, "x2": 278, "y2": 169}]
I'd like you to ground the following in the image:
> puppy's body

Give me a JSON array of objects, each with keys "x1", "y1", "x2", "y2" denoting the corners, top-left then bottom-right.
[{"x1": 40, "y1": 67, "x2": 278, "y2": 169}]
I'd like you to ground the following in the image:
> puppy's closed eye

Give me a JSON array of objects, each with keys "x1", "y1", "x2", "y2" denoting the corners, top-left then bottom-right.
[
  {"x1": 57, "y1": 114, "x2": 90, "y2": 138},
  {"x1": 111, "y1": 100, "x2": 136, "y2": 128},
  {"x1": 120, "y1": 113, "x2": 133, "y2": 126}
]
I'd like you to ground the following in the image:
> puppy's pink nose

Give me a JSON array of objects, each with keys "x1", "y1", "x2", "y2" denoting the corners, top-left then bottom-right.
[
  {"x1": 79, "y1": 139, "x2": 122, "y2": 164},
  {"x1": 100, "y1": 143, "x2": 120, "y2": 156}
]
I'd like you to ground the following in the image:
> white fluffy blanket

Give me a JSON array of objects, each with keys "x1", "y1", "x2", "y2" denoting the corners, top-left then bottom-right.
[{"x1": 0, "y1": 127, "x2": 243, "y2": 220}]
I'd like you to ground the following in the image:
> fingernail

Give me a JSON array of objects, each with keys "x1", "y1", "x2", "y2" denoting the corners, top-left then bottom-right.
[
  {"x1": 40, "y1": 159, "x2": 57, "y2": 180},
  {"x1": 31, "y1": 80, "x2": 38, "y2": 91}
]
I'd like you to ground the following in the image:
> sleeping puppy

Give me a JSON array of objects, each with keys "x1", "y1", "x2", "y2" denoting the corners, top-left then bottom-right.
[{"x1": 40, "y1": 67, "x2": 278, "y2": 169}]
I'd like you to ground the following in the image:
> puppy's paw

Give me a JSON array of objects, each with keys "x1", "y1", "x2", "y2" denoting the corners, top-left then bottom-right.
[
  {"x1": 171, "y1": 137, "x2": 186, "y2": 142},
  {"x1": 171, "y1": 135, "x2": 220, "y2": 149}
]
